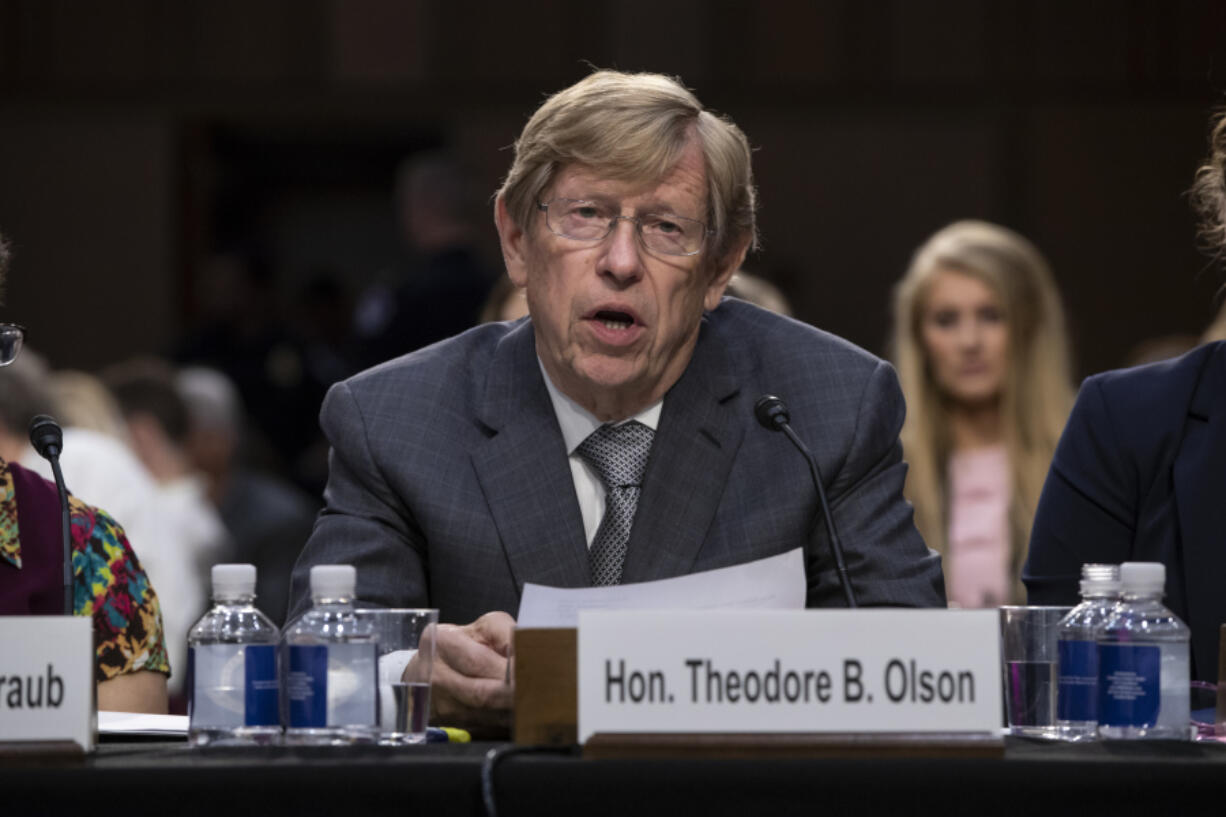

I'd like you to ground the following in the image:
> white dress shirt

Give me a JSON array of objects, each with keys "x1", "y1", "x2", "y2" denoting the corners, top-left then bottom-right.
[{"x1": 537, "y1": 358, "x2": 661, "y2": 547}]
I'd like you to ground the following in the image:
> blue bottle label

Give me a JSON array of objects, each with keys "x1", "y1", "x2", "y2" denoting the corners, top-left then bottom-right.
[
  {"x1": 288, "y1": 645, "x2": 328, "y2": 728},
  {"x1": 1057, "y1": 639, "x2": 1098, "y2": 722},
  {"x1": 1097, "y1": 644, "x2": 1160, "y2": 727},
  {"x1": 243, "y1": 645, "x2": 279, "y2": 727}
]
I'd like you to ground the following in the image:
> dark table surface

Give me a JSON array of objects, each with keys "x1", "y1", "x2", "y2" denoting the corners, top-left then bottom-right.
[{"x1": 5, "y1": 737, "x2": 1226, "y2": 817}]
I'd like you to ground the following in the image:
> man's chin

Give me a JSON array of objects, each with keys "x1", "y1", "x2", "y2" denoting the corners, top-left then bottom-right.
[
  {"x1": 571, "y1": 355, "x2": 647, "y2": 390},
  {"x1": 555, "y1": 357, "x2": 658, "y2": 414}
]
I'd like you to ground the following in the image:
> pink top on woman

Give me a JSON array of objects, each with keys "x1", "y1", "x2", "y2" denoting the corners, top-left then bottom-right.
[{"x1": 945, "y1": 444, "x2": 1011, "y2": 608}]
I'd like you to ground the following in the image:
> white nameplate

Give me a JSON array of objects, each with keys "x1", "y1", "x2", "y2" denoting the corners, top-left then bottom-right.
[
  {"x1": 578, "y1": 610, "x2": 1000, "y2": 743},
  {"x1": 0, "y1": 616, "x2": 95, "y2": 751}
]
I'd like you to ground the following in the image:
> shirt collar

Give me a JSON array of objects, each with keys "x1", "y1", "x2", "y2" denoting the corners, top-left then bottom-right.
[
  {"x1": 537, "y1": 357, "x2": 662, "y2": 455},
  {"x1": 0, "y1": 458, "x2": 20, "y2": 569}
]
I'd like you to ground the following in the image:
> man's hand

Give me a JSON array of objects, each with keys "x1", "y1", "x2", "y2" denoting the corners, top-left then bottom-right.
[{"x1": 406, "y1": 611, "x2": 515, "y2": 733}]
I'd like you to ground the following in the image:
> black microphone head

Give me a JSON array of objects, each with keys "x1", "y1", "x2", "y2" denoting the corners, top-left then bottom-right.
[
  {"x1": 754, "y1": 394, "x2": 790, "y2": 430},
  {"x1": 28, "y1": 414, "x2": 64, "y2": 460}
]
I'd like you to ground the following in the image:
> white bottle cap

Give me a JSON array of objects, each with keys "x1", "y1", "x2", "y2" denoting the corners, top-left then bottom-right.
[
  {"x1": 212, "y1": 563, "x2": 257, "y2": 600},
  {"x1": 310, "y1": 564, "x2": 356, "y2": 601},
  {"x1": 1119, "y1": 562, "x2": 1165, "y2": 595},
  {"x1": 1079, "y1": 563, "x2": 1121, "y2": 596}
]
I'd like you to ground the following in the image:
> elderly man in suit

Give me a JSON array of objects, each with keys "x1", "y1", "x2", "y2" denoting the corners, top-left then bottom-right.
[{"x1": 288, "y1": 70, "x2": 945, "y2": 729}]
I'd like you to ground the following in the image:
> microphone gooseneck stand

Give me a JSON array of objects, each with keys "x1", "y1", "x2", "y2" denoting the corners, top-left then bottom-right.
[
  {"x1": 754, "y1": 394, "x2": 858, "y2": 608},
  {"x1": 29, "y1": 414, "x2": 72, "y2": 615}
]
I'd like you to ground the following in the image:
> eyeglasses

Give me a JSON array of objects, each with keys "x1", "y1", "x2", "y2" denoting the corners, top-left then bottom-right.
[
  {"x1": 0, "y1": 323, "x2": 25, "y2": 367},
  {"x1": 537, "y1": 198, "x2": 713, "y2": 257}
]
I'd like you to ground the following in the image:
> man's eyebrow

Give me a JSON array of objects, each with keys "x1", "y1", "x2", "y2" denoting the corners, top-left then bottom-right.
[
  {"x1": 566, "y1": 192, "x2": 617, "y2": 206},
  {"x1": 556, "y1": 190, "x2": 701, "y2": 218}
]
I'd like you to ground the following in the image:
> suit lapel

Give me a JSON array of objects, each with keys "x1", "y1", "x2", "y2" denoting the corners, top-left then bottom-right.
[
  {"x1": 470, "y1": 323, "x2": 591, "y2": 591},
  {"x1": 621, "y1": 319, "x2": 744, "y2": 583},
  {"x1": 1172, "y1": 345, "x2": 1226, "y2": 678}
]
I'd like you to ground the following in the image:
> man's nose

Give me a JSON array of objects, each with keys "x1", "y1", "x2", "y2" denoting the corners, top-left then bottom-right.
[{"x1": 599, "y1": 218, "x2": 644, "y2": 283}]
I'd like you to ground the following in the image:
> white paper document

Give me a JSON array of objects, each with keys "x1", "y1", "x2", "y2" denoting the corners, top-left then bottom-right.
[
  {"x1": 98, "y1": 711, "x2": 188, "y2": 737},
  {"x1": 517, "y1": 548, "x2": 806, "y2": 628}
]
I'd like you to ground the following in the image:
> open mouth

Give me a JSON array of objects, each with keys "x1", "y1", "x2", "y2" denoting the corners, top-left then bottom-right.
[{"x1": 594, "y1": 309, "x2": 636, "y2": 330}]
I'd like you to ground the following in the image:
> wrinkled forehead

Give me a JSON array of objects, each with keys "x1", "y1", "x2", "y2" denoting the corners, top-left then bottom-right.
[{"x1": 544, "y1": 147, "x2": 709, "y2": 218}]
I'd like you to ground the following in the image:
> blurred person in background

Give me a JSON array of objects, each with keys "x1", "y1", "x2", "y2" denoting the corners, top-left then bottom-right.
[
  {"x1": 0, "y1": 348, "x2": 57, "y2": 462},
  {"x1": 354, "y1": 150, "x2": 496, "y2": 367},
  {"x1": 46, "y1": 369, "x2": 131, "y2": 440},
  {"x1": 175, "y1": 250, "x2": 329, "y2": 495},
  {"x1": 178, "y1": 366, "x2": 318, "y2": 625},
  {"x1": 724, "y1": 270, "x2": 793, "y2": 317},
  {"x1": 1122, "y1": 334, "x2": 1199, "y2": 367},
  {"x1": 103, "y1": 358, "x2": 231, "y2": 702},
  {"x1": 479, "y1": 275, "x2": 531, "y2": 324},
  {"x1": 0, "y1": 233, "x2": 169, "y2": 712},
  {"x1": 1025, "y1": 111, "x2": 1226, "y2": 683},
  {"x1": 890, "y1": 220, "x2": 1074, "y2": 608},
  {"x1": 293, "y1": 270, "x2": 361, "y2": 394},
  {"x1": 289, "y1": 271, "x2": 362, "y2": 491}
]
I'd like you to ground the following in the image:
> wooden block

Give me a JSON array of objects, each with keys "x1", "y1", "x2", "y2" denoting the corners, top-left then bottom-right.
[
  {"x1": 582, "y1": 731, "x2": 1005, "y2": 760},
  {"x1": 512, "y1": 628, "x2": 578, "y2": 746},
  {"x1": 0, "y1": 741, "x2": 87, "y2": 759}
]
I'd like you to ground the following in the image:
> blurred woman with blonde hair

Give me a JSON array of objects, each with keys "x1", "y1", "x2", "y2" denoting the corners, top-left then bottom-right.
[{"x1": 890, "y1": 220, "x2": 1074, "y2": 607}]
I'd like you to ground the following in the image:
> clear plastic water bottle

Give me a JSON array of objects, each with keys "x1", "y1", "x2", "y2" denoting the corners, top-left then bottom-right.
[
  {"x1": 282, "y1": 565, "x2": 378, "y2": 745},
  {"x1": 1097, "y1": 562, "x2": 1190, "y2": 740},
  {"x1": 187, "y1": 564, "x2": 281, "y2": 746},
  {"x1": 1055, "y1": 564, "x2": 1120, "y2": 741}
]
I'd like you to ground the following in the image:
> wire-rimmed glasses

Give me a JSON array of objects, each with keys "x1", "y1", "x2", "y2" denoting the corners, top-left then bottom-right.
[
  {"x1": 0, "y1": 323, "x2": 25, "y2": 367},
  {"x1": 537, "y1": 198, "x2": 713, "y2": 257}
]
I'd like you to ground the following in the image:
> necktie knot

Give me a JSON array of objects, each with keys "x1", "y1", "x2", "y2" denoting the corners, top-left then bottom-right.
[{"x1": 576, "y1": 421, "x2": 655, "y2": 489}]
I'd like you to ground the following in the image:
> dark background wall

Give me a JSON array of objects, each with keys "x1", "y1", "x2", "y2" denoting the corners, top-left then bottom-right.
[{"x1": 1, "y1": 0, "x2": 1225, "y2": 379}]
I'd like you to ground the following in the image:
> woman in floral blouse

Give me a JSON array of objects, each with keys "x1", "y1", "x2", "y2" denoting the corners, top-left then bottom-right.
[{"x1": 0, "y1": 234, "x2": 169, "y2": 713}]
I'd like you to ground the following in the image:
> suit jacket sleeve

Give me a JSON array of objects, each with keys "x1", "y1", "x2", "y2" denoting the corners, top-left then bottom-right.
[
  {"x1": 287, "y1": 380, "x2": 429, "y2": 620},
  {"x1": 1024, "y1": 377, "x2": 1136, "y2": 604},
  {"x1": 808, "y1": 360, "x2": 946, "y2": 607}
]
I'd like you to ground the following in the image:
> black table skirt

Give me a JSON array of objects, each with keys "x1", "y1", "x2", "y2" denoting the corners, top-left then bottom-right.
[{"x1": 5, "y1": 738, "x2": 1225, "y2": 817}]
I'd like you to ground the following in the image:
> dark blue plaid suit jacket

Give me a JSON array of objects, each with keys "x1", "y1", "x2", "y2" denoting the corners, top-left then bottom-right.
[
  {"x1": 288, "y1": 298, "x2": 945, "y2": 623},
  {"x1": 1026, "y1": 341, "x2": 1226, "y2": 682}
]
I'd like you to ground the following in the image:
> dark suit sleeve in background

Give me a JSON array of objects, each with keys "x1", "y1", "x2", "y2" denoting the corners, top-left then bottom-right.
[
  {"x1": 807, "y1": 359, "x2": 946, "y2": 608},
  {"x1": 1024, "y1": 377, "x2": 1137, "y2": 604},
  {"x1": 286, "y1": 380, "x2": 429, "y2": 621}
]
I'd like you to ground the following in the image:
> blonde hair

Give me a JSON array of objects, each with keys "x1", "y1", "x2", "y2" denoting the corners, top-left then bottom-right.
[
  {"x1": 496, "y1": 69, "x2": 758, "y2": 272},
  {"x1": 1190, "y1": 109, "x2": 1226, "y2": 261},
  {"x1": 1194, "y1": 111, "x2": 1226, "y2": 343},
  {"x1": 48, "y1": 370, "x2": 130, "y2": 441},
  {"x1": 889, "y1": 221, "x2": 1074, "y2": 599},
  {"x1": 725, "y1": 271, "x2": 793, "y2": 317}
]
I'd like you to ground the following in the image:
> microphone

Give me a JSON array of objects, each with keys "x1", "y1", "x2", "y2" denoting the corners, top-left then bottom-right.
[
  {"x1": 29, "y1": 415, "x2": 72, "y2": 616},
  {"x1": 754, "y1": 395, "x2": 857, "y2": 608}
]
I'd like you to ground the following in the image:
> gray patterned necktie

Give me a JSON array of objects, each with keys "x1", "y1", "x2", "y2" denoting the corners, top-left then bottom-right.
[{"x1": 576, "y1": 420, "x2": 656, "y2": 585}]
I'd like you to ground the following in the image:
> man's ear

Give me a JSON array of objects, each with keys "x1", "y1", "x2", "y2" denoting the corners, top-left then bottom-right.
[
  {"x1": 703, "y1": 235, "x2": 752, "y2": 312},
  {"x1": 495, "y1": 196, "x2": 530, "y2": 288}
]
